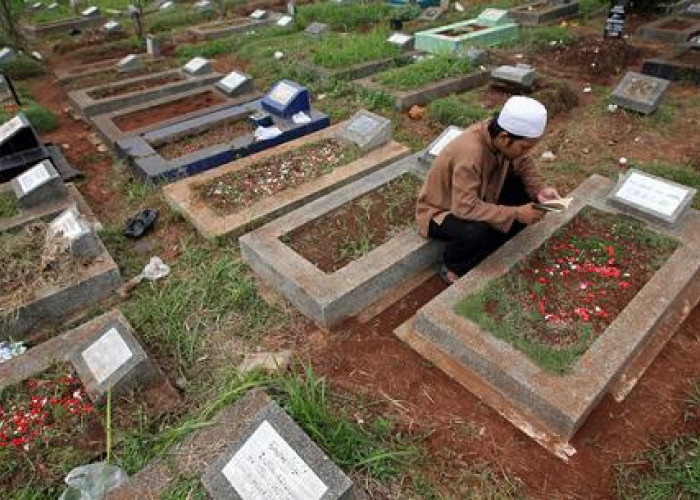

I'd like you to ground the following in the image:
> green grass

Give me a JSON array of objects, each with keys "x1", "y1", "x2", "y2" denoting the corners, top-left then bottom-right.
[
  {"x1": 428, "y1": 93, "x2": 490, "y2": 128},
  {"x1": 0, "y1": 55, "x2": 44, "y2": 79},
  {"x1": 148, "y1": 6, "x2": 215, "y2": 33},
  {"x1": 312, "y1": 29, "x2": 400, "y2": 69},
  {"x1": 0, "y1": 87, "x2": 58, "y2": 134},
  {"x1": 295, "y1": 1, "x2": 416, "y2": 31},
  {"x1": 120, "y1": 245, "x2": 281, "y2": 370},
  {"x1": 0, "y1": 191, "x2": 19, "y2": 218},
  {"x1": 374, "y1": 54, "x2": 474, "y2": 91},
  {"x1": 517, "y1": 25, "x2": 577, "y2": 51}
]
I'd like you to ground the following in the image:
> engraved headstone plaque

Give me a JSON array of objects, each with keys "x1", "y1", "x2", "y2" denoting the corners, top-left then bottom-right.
[
  {"x1": 183, "y1": 57, "x2": 212, "y2": 75},
  {"x1": 50, "y1": 209, "x2": 87, "y2": 239},
  {"x1": 222, "y1": 420, "x2": 328, "y2": 499},
  {"x1": 0, "y1": 116, "x2": 24, "y2": 144},
  {"x1": 250, "y1": 9, "x2": 266, "y2": 19},
  {"x1": 337, "y1": 109, "x2": 391, "y2": 152},
  {"x1": 11, "y1": 159, "x2": 67, "y2": 208},
  {"x1": 305, "y1": 22, "x2": 328, "y2": 36},
  {"x1": 159, "y1": 1, "x2": 174, "y2": 10},
  {"x1": 216, "y1": 71, "x2": 253, "y2": 96},
  {"x1": 388, "y1": 32, "x2": 414, "y2": 50},
  {"x1": 277, "y1": 15, "x2": 293, "y2": 27},
  {"x1": 82, "y1": 6, "x2": 99, "y2": 16},
  {"x1": 268, "y1": 81, "x2": 296, "y2": 106},
  {"x1": 202, "y1": 396, "x2": 354, "y2": 499},
  {"x1": 0, "y1": 47, "x2": 16, "y2": 64},
  {"x1": 608, "y1": 169, "x2": 696, "y2": 225},
  {"x1": 423, "y1": 126, "x2": 464, "y2": 163},
  {"x1": 17, "y1": 160, "x2": 51, "y2": 194},
  {"x1": 82, "y1": 327, "x2": 134, "y2": 384},
  {"x1": 477, "y1": 8, "x2": 510, "y2": 25},
  {"x1": 610, "y1": 71, "x2": 670, "y2": 114},
  {"x1": 48, "y1": 209, "x2": 100, "y2": 257}
]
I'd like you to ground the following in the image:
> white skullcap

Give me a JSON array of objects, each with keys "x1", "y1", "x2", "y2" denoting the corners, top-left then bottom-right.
[{"x1": 497, "y1": 96, "x2": 547, "y2": 139}]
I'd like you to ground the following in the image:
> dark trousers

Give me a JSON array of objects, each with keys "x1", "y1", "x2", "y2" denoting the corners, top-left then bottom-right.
[{"x1": 428, "y1": 175, "x2": 532, "y2": 277}]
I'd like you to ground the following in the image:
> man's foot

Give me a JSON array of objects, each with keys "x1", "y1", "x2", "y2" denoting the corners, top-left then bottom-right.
[{"x1": 439, "y1": 264, "x2": 459, "y2": 285}]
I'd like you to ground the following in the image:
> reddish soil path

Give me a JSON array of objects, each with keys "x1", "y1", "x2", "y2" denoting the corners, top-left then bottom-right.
[{"x1": 303, "y1": 275, "x2": 700, "y2": 500}]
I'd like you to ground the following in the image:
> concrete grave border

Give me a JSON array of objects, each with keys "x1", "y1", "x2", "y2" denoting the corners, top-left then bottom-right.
[
  {"x1": 239, "y1": 154, "x2": 443, "y2": 329},
  {"x1": 1, "y1": 215, "x2": 122, "y2": 341},
  {"x1": 0, "y1": 310, "x2": 176, "y2": 407},
  {"x1": 68, "y1": 69, "x2": 222, "y2": 118},
  {"x1": 642, "y1": 46, "x2": 700, "y2": 84},
  {"x1": 415, "y1": 19, "x2": 520, "y2": 53},
  {"x1": 299, "y1": 52, "x2": 419, "y2": 83},
  {"x1": 90, "y1": 86, "x2": 263, "y2": 149},
  {"x1": 186, "y1": 13, "x2": 283, "y2": 40},
  {"x1": 356, "y1": 67, "x2": 490, "y2": 111},
  {"x1": 163, "y1": 121, "x2": 411, "y2": 239},
  {"x1": 395, "y1": 175, "x2": 700, "y2": 460},
  {"x1": 509, "y1": 1, "x2": 580, "y2": 26},
  {"x1": 21, "y1": 15, "x2": 105, "y2": 39},
  {"x1": 636, "y1": 15, "x2": 700, "y2": 43},
  {"x1": 55, "y1": 56, "x2": 172, "y2": 87},
  {"x1": 116, "y1": 99, "x2": 330, "y2": 185}
]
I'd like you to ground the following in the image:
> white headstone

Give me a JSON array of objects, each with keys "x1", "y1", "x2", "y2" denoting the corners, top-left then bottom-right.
[
  {"x1": 0, "y1": 75, "x2": 7, "y2": 93},
  {"x1": 194, "y1": 0, "x2": 212, "y2": 11},
  {"x1": 47, "y1": 2, "x2": 58, "y2": 8},
  {"x1": 0, "y1": 47, "x2": 16, "y2": 64},
  {"x1": 82, "y1": 5, "x2": 99, "y2": 16},
  {"x1": 117, "y1": 53, "x2": 141, "y2": 72},
  {"x1": 104, "y1": 20, "x2": 122, "y2": 32},
  {"x1": 250, "y1": 9, "x2": 266, "y2": 19},
  {"x1": 277, "y1": 15, "x2": 293, "y2": 27},
  {"x1": 268, "y1": 81, "x2": 296, "y2": 106},
  {"x1": 31, "y1": 51, "x2": 43, "y2": 61},
  {"x1": 347, "y1": 114, "x2": 379, "y2": 136},
  {"x1": 222, "y1": 420, "x2": 328, "y2": 499},
  {"x1": 216, "y1": 71, "x2": 251, "y2": 95},
  {"x1": 610, "y1": 170, "x2": 695, "y2": 223},
  {"x1": 49, "y1": 209, "x2": 89, "y2": 240},
  {"x1": 159, "y1": 1, "x2": 174, "y2": 9},
  {"x1": 428, "y1": 126, "x2": 463, "y2": 158},
  {"x1": 81, "y1": 328, "x2": 134, "y2": 384},
  {"x1": 183, "y1": 56, "x2": 211, "y2": 75},
  {"x1": 0, "y1": 116, "x2": 25, "y2": 143},
  {"x1": 17, "y1": 160, "x2": 51, "y2": 194},
  {"x1": 477, "y1": 8, "x2": 509, "y2": 25}
]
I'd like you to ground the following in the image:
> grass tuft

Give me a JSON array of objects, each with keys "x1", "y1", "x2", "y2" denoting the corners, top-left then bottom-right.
[
  {"x1": 374, "y1": 54, "x2": 474, "y2": 91},
  {"x1": 428, "y1": 93, "x2": 490, "y2": 128}
]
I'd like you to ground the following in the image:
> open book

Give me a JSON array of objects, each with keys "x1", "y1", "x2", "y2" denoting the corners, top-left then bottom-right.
[{"x1": 533, "y1": 197, "x2": 574, "y2": 213}]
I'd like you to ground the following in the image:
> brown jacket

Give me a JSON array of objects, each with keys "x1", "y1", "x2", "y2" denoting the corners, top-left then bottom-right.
[{"x1": 415, "y1": 120, "x2": 545, "y2": 236}]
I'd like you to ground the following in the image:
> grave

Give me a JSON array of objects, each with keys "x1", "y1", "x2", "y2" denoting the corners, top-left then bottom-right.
[
  {"x1": 215, "y1": 70, "x2": 253, "y2": 97},
  {"x1": 186, "y1": 12, "x2": 283, "y2": 40},
  {"x1": 116, "y1": 53, "x2": 141, "y2": 73},
  {"x1": 1, "y1": 209, "x2": 122, "y2": 340},
  {"x1": 10, "y1": 159, "x2": 68, "y2": 209},
  {"x1": 238, "y1": 128, "x2": 462, "y2": 328},
  {"x1": 415, "y1": 8, "x2": 519, "y2": 53},
  {"x1": 509, "y1": 0, "x2": 580, "y2": 27},
  {"x1": 202, "y1": 396, "x2": 354, "y2": 499},
  {"x1": 20, "y1": 14, "x2": 105, "y2": 39},
  {"x1": 491, "y1": 64, "x2": 537, "y2": 90},
  {"x1": 395, "y1": 174, "x2": 700, "y2": 460},
  {"x1": 357, "y1": 61, "x2": 490, "y2": 111},
  {"x1": 116, "y1": 80, "x2": 330, "y2": 184},
  {"x1": 642, "y1": 45, "x2": 700, "y2": 84},
  {"x1": 418, "y1": 6, "x2": 446, "y2": 22},
  {"x1": 610, "y1": 71, "x2": 671, "y2": 114},
  {"x1": 636, "y1": 15, "x2": 700, "y2": 43},
  {"x1": 163, "y1": 112, "x2": 410, "y2": 239},
  {"x1": 104, "y1": 19, "x2": 122, "y2": 33},
  {"x1": 608, "y1": 169, "x2": 696, "y2": 226},
  {"x1": 183, "y1": 57, "x2": 212, "y2": 76},
  {"x1": 90, "y1": 85, "x2": 262, "y2": 149},
  {"x1": 0, "y1": 47, "x2": 16, "y2": 64},
  {"x1": 387, "y1": 32, "x2": 415, "y2": 51},
  {"x1": 55, "y1": 56, "x2": 172, "y2": 88},
  {"x1": 67, "y1": 68, "x2": 222, "y2": 117},
  {"x1": 306, "y1": 21, "x2": 329, "y2": 37}
]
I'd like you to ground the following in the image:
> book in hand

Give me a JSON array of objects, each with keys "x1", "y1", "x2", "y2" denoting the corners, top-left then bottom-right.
[{"x1": 533, "y1": 197, "x2": 574, "y2": 212}]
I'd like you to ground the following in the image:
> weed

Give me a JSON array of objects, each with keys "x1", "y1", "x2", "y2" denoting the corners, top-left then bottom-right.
[
  {"x1": 514, "y1": 25, "x2": 577, "y2": 51},
  {"x1": 374, "y1": 54, "x2": 474, "y2": 91},
  {"x1": 160, "y1": 477, "x2": 208, "y2": 500},
  {"x1": 0, "y1": 55, "x2": 44, "y2": 80},
  {"x1": 312, "y1": 29, "x2": 399, "y2": 69},
  {"x1": 0, "y1": 191, "x2": 19, "y2": 218},
  {"x1": 148, "y1": 7, "x2": 215, "y2": 33},
  {"x1": 428, "y1": 94, "x2": 489, "y2": 128},
  {"x1": 295, "y1": 1, "x2": 411, "y2": 31}
]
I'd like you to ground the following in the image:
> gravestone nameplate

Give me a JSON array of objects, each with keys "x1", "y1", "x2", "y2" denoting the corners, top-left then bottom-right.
[
  {"x1": 104, "y1": 20, "x2": 122, "y2": 33},
  {"x1": 610, "y1": 71, "x2": 670, "y2": 114},
  {"x1": 421, "y1": 125, "x2": 464, "y2": 164},
  {"x1": 388, "y1": 32, "x2": 414, "y2": 50},
  {"x1": 215, "y1": 71, "x2": 253, "y2": 96},
  {"x1": 277, "y1": 15, "x2": 293, "y2": 27},
  {"x1": 0, "y1": 115, "x2": 38, "y2": 155},
  {"x1": 194, "y1": 0, "x2": 212, "y2": 12},
  {"x1": 491, "y1": 64, "x2": 537, "y2": 88},
  {"x1": 261, "y1": 80, "x2": 311, "y2": 118},
  {"x1": 48, "y1": 209, "x2": 100, "y2": 257},
  {"x1": 608, "y1": 169, "x2": 696, "y2": 225},
  {"x1": 336, "y1": 109, "x2": 392, "y2": 152},
  {"x1": 202, "y1": 397, "x2": 354, "y2": 500},
  {"x1": 305, "y1": 22, "x2": 328, "y2": 36},
  {"x1": 604, "y1": 4, "x2": 625, "y2": 39},
  {"x1": 117, "y1": 54, "x2": 141, "y2": 72},
  {"x1": 10, "y1": 159, "x2": 67, "y2": 209},
  {"x1": 31, "y1": 51, "x2": 42, "y2": 61},
  {"x1": 159, "y1": 1, "x2": 174, "y2": 9},
  {"x1": 477, "y1": 8, "x2": 510, "y2": 25},
  {"x1": 47, "y1": 1, "x2": 58, "y2": 8},
  {"x1": 183, "y1": 57, "x2": 212, "y2": 76},
  {"x1": 250, "y1": 8, "x2": 266, "y2": 19},
  {"x1": 30, "y1": 1, "x2": 43, "y2": 10},
  {"x1": 0, "y1": 47, "x2": 16, "y2": 64},
  {"x1": 82, "y1": 6, "x2": 99, "y2": 17},
  {"x1": 419, "y1": 6, "x2": 445, "y2": 22},
  {"x1": 81, "y1": 327, "x2": 133, "y2": 384}
]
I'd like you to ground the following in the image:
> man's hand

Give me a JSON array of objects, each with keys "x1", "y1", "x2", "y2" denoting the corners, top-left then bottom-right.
[
  {"x1": 516, "y1": 203, "x2": 545, "y2": 225},
  {"x1": 537, "y1": 186, "x2": 561, "y2": 203}
]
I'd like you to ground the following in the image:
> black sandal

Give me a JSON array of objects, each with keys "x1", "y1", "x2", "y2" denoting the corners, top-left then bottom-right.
[{"x1": 124, "y1": 209, "x2": 159, "y2": 239}]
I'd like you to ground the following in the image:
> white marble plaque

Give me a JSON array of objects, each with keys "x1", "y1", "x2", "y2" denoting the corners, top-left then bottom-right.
[
  {"x1": 388, "y1": 33, "x2": 411, "y2": 45},
  {"x1": 477, "y1": 8, "x2": 508, "y2": 23},
  {"x1": 82, "y1": 328, "x2": 133, "y2": 384},
  {"x1": 82, "y1": 5, "x2": 98, "y2": 16},
  {"x1": 615, "y1": 172, "x2": 690, "y2": 217},
  {"x1": 268, "y1": 82, "x2": 297, "y2": 106},
  {"x1": 277, "y1": 15, "x2": 293, "y2": 26},
  {"x1": 250, "y1": 9, "x2": 266, "y2": 19},
  {"x1": 50, "y1": 210, "x2": 86, "y2": 239},
  {"x1": 17, "y1": 161, "x2": 51, "y2": 193},
  {"x1": 184, "y1": 57, "x2": 208, "y2": 73},
  {"x1": 222, "y1": 420, "x2": 328, "y2": 500},
  {"x1": 220, "y1": 71, "x2": 247, "y2": 89},
  {"x1": 429, "y1": 127, "x2": 462, "y2": 157},
  {"x1": 0, "y1": 116, "x2": 24, "y2": 143},
  {"x1": 348, "y1": 114, "x2": 378, "y2": 136}
]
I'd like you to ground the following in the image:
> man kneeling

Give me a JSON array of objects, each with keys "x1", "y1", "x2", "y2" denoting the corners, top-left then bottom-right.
[{"x1": 416, "y1": 96, "x2": 561, "y2": 284}]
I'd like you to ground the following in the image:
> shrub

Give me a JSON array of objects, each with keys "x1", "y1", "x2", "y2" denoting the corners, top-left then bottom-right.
[{"x1": 0, "y1": 55, "x2": 44, "y2": 79}]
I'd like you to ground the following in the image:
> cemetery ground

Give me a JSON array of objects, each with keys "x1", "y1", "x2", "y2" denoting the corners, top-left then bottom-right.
[{"x1": 3, "y1": 0, "x2": 700, "y2": 498}]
